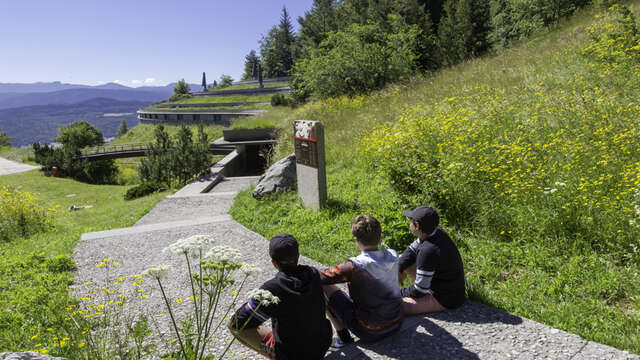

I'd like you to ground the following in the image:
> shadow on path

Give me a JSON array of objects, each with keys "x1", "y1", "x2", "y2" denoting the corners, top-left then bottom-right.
[{"x1": 325, "y1": 317, "x2": 479, "y2": 360}]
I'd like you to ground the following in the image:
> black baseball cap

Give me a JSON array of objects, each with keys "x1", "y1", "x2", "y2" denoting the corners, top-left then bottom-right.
[
  {"x1": 269, "y1": 234, "x2": 299, "y2": 264},
  {"x1": 403, "y1": 206, "x2": 439, "y2": 233}
]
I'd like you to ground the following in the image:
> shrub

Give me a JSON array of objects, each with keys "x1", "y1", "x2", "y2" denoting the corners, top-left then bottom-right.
[
  {"x1": 138, "y1": 125, "x2": 211, "y2": 188},
  {"x1": 0, "y1": 186, "x2": 54, "y2": 242},
  {"x1": 270, "y1": 93, "x2": 289, "y2": 106},
  {"x1": 292, "y1": 19, "x2": 420, "y2": 99},
  {"x1": 124, "y1": 182, "x2": 162, "y2": 201},
  {"x1": 584, "y1": 4, "x2": 640, "y2": 68},
  {"x1": 32, "y1": 121, "x2": 118, "y2": 184},
  {"x1": 45, "y1": 254, "x2": 76, "y2": 273},
  {"x1": 362, "y1": 81, "x2": 640, "y2": 260}
]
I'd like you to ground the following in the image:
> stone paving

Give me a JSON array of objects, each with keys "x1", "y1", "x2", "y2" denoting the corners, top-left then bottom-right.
[
  {"x1": 73, "y1": 176, "x2": 639, "y2": 360},
  {"x1": 0, "y1": 156, "x2": 38, "y2": 176}
]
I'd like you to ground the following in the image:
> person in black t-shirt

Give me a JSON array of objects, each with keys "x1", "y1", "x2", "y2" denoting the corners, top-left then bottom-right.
[
  {"x1": 398, "y1": 206, "x2": 466, "y2": 314},
  {"x1": 228, "y1": 234, "x2": 332, "y2": 360}
]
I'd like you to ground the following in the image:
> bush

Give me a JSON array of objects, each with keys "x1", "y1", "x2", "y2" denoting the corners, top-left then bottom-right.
[
  {"x1": 0, "y1": 132, "x2": 11, "y2": 147},
  {"x1": 124, "y1": 182, "x2": 162, "y2": 201},
  {"x1": 139, "y1": 125, "x2": 211, "y2": 188},
  {"x1": 0, "y1": 186, "x2": 54, "y2": 242},
  {"x1": 32, "y1": 121, "x2": 118, "y2": 184},
  {"x1": 292, "y1": 19, "x2": 420, "y2": 99},
  {"x1": 584, "y1": 4, "x2": 640, "y2": 68},
  {"x1": 45, "y1": 254, "x2": 76, "y2": 273},
  {"x1": 362, "y1": 76, "x2": 640, "y2": 260},
  {"x1": 270, "y1": 93, "x2": 290, "y2": 106}
]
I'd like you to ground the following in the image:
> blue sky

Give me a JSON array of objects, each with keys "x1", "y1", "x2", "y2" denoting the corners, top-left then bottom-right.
[{"x1": 0, "y1": 0, "x2": 313, "y2": 87}]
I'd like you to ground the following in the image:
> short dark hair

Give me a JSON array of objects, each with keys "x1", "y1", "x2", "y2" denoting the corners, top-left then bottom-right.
[{"x1": 350, "y1": 214, "x2": 381, "y2": 247}]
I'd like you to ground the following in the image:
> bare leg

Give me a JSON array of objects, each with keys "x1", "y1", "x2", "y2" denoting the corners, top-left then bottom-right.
[
  {"x1": 402, "y1": 293, "x2": 446, "y2": 314},
  {"x1": 227, "y1": 322, "x2": 273, "y2": 359}
]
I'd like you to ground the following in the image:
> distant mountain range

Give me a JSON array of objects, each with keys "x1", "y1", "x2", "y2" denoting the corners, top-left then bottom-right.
[
  {"x1": 0, "y1": 81, "x2": 201, "y2": 146},
  {"x1": 0, "y1": 98, "x2": 149, "y2": 146}
]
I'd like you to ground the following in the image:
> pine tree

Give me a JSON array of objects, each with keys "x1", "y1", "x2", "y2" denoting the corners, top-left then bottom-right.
[
  {"x1": 116, "y1": 119, "x2": 128, "y2": 138},
  {"x1": 260, "y1": 7, "x2": 297, "y2": 77},
  {"x1": 241, "y1": 50, "x2": 259, "y2": 80},
  {"x1": 297, "y1": 0, "x2": 338, "y2": 50}
]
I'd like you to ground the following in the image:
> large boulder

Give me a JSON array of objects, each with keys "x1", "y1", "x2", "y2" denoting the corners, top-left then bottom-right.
[
  {"x1": 0, "y1": 352, "x2": 66, "y2": 360},
  {"x1": 253, "y1": 154, "x2": 297, "y2": 198}
]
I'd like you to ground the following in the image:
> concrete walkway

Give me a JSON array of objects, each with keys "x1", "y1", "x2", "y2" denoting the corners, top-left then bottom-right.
[
  {"x1": 73, "y1": 177, "x2": 638, "y2": 360},
  {"x1": 0, "y1": 156, "x2": 38, "y2": 175}
]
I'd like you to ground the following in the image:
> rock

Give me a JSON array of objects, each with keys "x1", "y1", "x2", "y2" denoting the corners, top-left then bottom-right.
[
  {"x1": 0, "y1": 352, "x2": 66, "y2": 360},
  {"x1": 253, "y1": 154, "x2": 296, "y2": 198},
  {"x1": 68, "y1": 205, "x2": 93, "y2": 211}
]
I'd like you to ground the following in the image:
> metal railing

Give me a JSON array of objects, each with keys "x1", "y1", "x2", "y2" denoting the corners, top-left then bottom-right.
[{"x1": 79, "y1": 143, "x2": 150, "y2": 157}]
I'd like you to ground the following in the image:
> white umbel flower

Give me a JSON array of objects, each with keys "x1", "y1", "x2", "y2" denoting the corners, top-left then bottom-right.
[
  {"x1": 241, "y1": 264, "x2": 262, "y2": 275},
  {"x1": 142, "y1": 265, "x2": 172, "y2": 279},
  {"x1": 247, "y1": 289, "x2": 280, "y2": 306},
  {"x1": 205, "y1": 245, "x2": 242, "y2": 263},
  {"x1": 164, "y1": 235, "x2": 214, "y2": 255}
]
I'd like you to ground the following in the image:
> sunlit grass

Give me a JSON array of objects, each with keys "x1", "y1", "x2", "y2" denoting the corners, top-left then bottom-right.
[{"x1": 231, "y1": 3, "x2": 640, "y2": 354}]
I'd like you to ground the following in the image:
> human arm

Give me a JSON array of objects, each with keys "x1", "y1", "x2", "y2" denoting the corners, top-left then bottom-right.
[
  {"x1": 398, "y1": 239, "x2": 420, "y2": 274},
  {"x1": 319, "y1": 260, "x2": 356, "y2": 285},
  {"x1": 229, "y1": 286, "x2": 278, "y2": 331},
  {"x1": 400, "y1": 244, "x2": 439, "y2": 298}
]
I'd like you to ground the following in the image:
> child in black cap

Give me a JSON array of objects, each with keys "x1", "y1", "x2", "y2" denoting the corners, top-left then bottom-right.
[
  {"x1": 228, "y1": 234, "x2": 332, "y2": 360},
  {"x1": 398, "y1": 206, "x2": 466, "y2": 314}
]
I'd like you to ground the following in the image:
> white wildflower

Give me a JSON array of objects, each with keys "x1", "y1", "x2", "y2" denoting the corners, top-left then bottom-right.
[
  {"x1": 554, "y1": 181, "x2": 566, "y2": 187},
  {"x1": 142, "y1": 265, "x2": 172, "y2": 279},
  {"x1": 241, "y1": 264, "x2": 262, "y2": 276},
  {"x1": 205, "y1": 245, "x2": 242, "y2": 263},
  {"x1": 543, "y1": 187, "x2": 558, "y2": 194},
  {"x1": 635, "y1": 204, "x2": 640, "y2": 217},
  {"x1": 247, "y1": 289, "x2": 280, "y2": 306},
  {"x1": 630, "y1": 219, "x2": 636, "y2": 227},
  {"x1": 163, "y1": 235, "x2": 214, "y2": 255}
]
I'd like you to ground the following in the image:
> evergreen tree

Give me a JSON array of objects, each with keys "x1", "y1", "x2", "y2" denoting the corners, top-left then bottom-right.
[
  {"x1": 260, "y1": 7, "x2": 297, "y2": 77},
  {"x1": 297, "y1": 0, "x2": 338, "y2": 50},
  {"x1": 116, "y1": 119, "x2": 128, "y2": 138},
  {"x1": 241, "y1": 50, "x2": 259, "y2": 80}
]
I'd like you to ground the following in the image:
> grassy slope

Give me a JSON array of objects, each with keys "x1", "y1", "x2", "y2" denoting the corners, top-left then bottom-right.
[
  {"x1": 230, "y1": 4, "x2": 640, "y2": 354},
  {"x1": 0, "y1": 170, "x2": 168, "y2": 352},
  {"x1": 111, "y1": 123, "x2": 225, "y2": 145}
]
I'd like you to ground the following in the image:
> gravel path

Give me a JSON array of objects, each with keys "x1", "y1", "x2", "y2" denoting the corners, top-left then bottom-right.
[
  {"x1": 73, "y1": 177, "x2": 639, "y2": 360},
  {"x1": 0, "y1": 156, "x2": 38, "y2": 176}
]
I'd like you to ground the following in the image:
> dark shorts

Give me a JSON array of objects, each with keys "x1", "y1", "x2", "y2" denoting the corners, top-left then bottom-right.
[{"x1": 328, "y1": 290, "x2": 400, "y2": 343}]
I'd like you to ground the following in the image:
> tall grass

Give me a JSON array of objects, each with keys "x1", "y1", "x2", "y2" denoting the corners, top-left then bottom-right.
[{"x1": 0, "y1": 171, "x2": 168, "y2": 354}]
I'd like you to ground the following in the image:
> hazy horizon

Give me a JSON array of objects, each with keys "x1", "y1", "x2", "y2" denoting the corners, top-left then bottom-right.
[{"x1": 0, "y1": 1, "x2": 312, "y2": 88}]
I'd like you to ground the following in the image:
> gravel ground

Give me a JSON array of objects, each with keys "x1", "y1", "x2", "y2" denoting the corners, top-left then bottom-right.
[{"x1": 73, "y1": 178, "x2": 639, "y2": 360}]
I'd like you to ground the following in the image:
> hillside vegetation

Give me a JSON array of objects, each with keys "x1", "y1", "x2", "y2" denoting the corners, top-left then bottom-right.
[
  {"x1": 0, "y1": 171, "x2": 167, "y2": 354},
  {"x1": 231, "y1": 3, "x2": 640, "y2": 353}
]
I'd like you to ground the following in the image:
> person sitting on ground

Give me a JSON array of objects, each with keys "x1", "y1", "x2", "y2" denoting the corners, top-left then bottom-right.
[
  {"x1": 228, "y1": 234, "x2": 332, "y2": 360},
  {"x1": 320, "y1": 214, "x2": 403, "y2": 347},
  {"x1": 398, "y1": 206, "x2": 466, "y2": 314}
]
